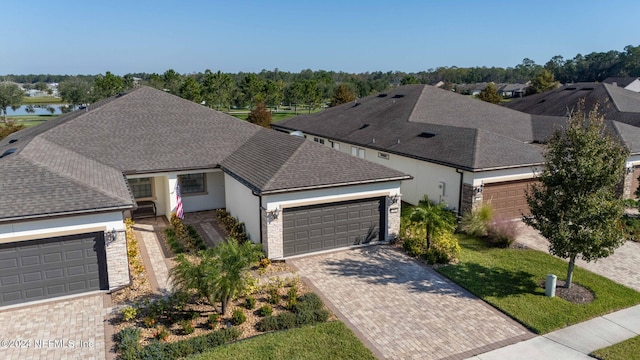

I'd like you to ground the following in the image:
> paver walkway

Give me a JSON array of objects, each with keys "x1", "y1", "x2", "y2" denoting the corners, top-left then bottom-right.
[
  {"x1": 517, "y1": 221, "x2": 640, "y2": 292},
  {"x1": 290, "y1": 246, "x2": 534, "y2": 360},
  {"x1": 0, "y1": 293, "x2": 109, "y2": 360}
]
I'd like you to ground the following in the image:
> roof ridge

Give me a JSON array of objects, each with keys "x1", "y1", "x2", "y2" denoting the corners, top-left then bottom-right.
[
  {"x1": 602, "y1": 83, "x2": 623, "y2": 112},
  {"x1": 261, "y1": 132, "x2": 306, "y2": 190},
  {"x1": 470, "y1": 128, "x2": 482, "y2": 168},
  {"x1": 21, "y1": 137, "x2": 132, "y2": 204},
  {"x1": 407, "y1": 85, "x2": 428, "y2": 122}
]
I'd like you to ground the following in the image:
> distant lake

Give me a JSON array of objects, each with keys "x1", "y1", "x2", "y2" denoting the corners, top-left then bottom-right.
[{"x1": 7, "y1": 104, "x2": 67, "y2": 116}]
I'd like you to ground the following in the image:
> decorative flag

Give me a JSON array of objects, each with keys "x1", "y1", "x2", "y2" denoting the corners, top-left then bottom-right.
[{"x1": 176, "y1": 182, "x2": 184, "y2": 219}]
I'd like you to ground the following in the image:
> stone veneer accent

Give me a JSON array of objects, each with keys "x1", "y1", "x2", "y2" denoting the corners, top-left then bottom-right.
[
  {"x1": 265, "y1": 209, "x2": 284, "y2": 259},
  {"x1": 106, "y1": 230, "x2": 130, "y2": 290},
  {"x1": 623, "y1": 167, "x2": 635, "y2": 199},
  {"x1": 387, "y1": 201, "x2": 401, "y2": 241},
  {"x1": 461, "y1": 183, "x2": 481, "y2": 215}
]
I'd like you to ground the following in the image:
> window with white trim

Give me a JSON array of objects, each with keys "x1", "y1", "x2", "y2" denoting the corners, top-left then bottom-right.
[
  {"x1": 330, "y1": 141, "x2": 340, "y2": 150},
  {"x1": 179, "y1": 173, "x2": 206, "y2": 194},
  {"x1": 351, "y1": 146, "x2": 365, "y2": 159},
  {"x1": 313, "y1": 137, "x2": 325, "y2": 144},
  {"x1": 378, "y1": 152, "x2": 389, "y2": 160},
  {"x1": 129, "y1": 177, "x2": 153, "y2": 199}
]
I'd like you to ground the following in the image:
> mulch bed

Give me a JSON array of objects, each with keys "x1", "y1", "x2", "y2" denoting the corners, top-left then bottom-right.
[{"x1": 539, "y1": 279, "x2": 595, "y2": 304}]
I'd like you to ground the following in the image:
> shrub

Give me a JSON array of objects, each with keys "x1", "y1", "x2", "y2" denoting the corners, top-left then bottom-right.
[
  {"x1": 255, "y1": 315, "x2": 279, "y2": 332},
  {"x1": 143, "y1": 316, "x2": 156, "y2": 328},
  {"x1": 164, "y1": 228, "x2": 185, "y2": 254},
  {"x1": 295, "y1": 310, "x2": 316, "y2": 326},
  {"x1": 257, "y1": 304, "x2": 273, "y2": 317},
  {"x1": 115, "y1": 327, "x2": 141, "y2": 360},
  {"x1": 207, "y1": 313, "x2": 219, "y2": 329},
  {"x1": 422, "y1": 247, "x2": 450, "y2": 264},
  {"x1": 120, "y1": 306, "x2": 137, "y2": 322},
  {"x1": 460, "y1": 204, "x2": 494, "y2": 237},
  {"x1": 259, "y1": 257, "x2": 271, "y2": 268},
  {"x1": 244, "y1": 296, "x2": 256, "y2": 310},
  {"x1": 232, "y1": 308, "x2": 246, "y2": 325},
  {"x1": 313, "y1": 308, "x2": 331, "y2": 322},
  {"x1": 294, "y1": 292, "x2": 324, "y2": 313},
  {"x1": 168, "y1": 291, "x2": 190, "y2": 312},
  {"x1": 136, "y1": 327, "x2": 241, "y2": 359},
  {"x1": 623, "y1": 215, "x2": 640, "y2": 242},
  {"x1": 286, "y1": 286, "x2": 298, "y2": 310},
  {"x1": 486, "y1": 218, "x2": 520, "y2": 248},
  {"x1": 275, "y1": 312, "x2": 297, "y2": 329},
  {"x1": 268, "y1": 286, "x2": 281, "y2": 304},
  {"x1": 153, "y1": 326, "x2": 169, "y2": 341},
  {"x1": 402, "y1": 236, "x2": 425, "y2": 257},
  {"x1": 179, "y1": 319, "x2": 195, "y2": 335}
]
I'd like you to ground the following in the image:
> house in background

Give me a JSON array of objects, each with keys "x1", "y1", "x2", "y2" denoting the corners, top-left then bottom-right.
[
  {"x1": 273, "y1": 84, "x2": 640, "y2": 220},
  {"x1": 603, "y1": 77, "x2": 640, "y2": 92},
  {"x1": 0, "y1": 87, "x2": 410, "y2": 307}
]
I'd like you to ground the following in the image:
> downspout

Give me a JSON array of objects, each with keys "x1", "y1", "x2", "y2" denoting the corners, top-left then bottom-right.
[
  {"x1": 456, "y1": 169, "x2": 464, "y2": 217},
  {"x1": 255, "y1": 192, "x2": 264, "y2": 244}
]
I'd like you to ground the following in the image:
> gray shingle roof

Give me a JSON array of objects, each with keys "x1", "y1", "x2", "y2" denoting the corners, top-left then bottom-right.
[
  {"x1": 222, "y1": 129, "x2": 410, "y2": 194},
  {"x1": 274, "y1": 84, "x2": 547, "y2": 171},
  {"x1": 1, "y1": 86, "x2": 409, "y2": 222},
  {"x1": 503, "y1": 83, "x2": 640, "y2": 127}
]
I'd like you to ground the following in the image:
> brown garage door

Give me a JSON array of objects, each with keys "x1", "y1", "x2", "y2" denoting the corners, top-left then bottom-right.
[
  {"x1": 282, "y1": 198, "x2": 384, "y2": 257},
  {"x1": 483, "y1": 179, "x2": 535, "y2": 219},
  {"x1": 0, "y1": 232, "x2": 109, "y2": 306}
]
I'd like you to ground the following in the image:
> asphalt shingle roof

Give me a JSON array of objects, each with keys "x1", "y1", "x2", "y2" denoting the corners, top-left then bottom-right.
[
  {"x1": 0, "y1": 86, "x2": 409, "y2": 222},
  {"x1": 275, "y1": 84, "x2": 547, "y2": 171}
]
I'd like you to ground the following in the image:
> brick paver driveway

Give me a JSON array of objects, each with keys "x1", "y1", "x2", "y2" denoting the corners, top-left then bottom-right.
[
  {"x1": 290, "y1": 246, "x2": 533, "y2": 360},
  {"x1": 0, "y1": 293, "x2": 108, "y2": 360}
]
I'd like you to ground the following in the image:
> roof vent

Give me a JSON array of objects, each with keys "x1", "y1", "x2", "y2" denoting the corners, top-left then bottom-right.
[
  {"x1": 564, "y1": 87, "x2": 577, "y2": 91},
  {"x1": 537, "y1": 99, "x2": 546, "y2": 104},
  {"x1": 418, "y1": 132, "x2": 437, "y2": 138},
  {"x1": 359, "y1": 123, "x2": 370, "y2": 130},
  {"x1": 8, "y1": 139, "x2": 17, "y2": 143},
  {"x1": 392, "y1": 94, "x2": 404, "y2": 98},
  {"x1": 377, "y1": 93, "x2": 388, "y2": 97},
  {"x1": 0, "y1": 148, "x2": 17, "y2": 158},
  {"x1": 580, "y1": 87, "x2": 594, "y2": 91},
  {"x1": 289, "y1": 130, "x2": 304, "y2": 137}
]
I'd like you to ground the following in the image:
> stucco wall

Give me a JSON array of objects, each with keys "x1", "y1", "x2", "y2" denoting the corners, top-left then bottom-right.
[
  {"x1": 181, "y1": 170, "x2": 226, "y2": 212},
  {"x1": 224, "y1": 173, "x2": 260, "y2": 244}
]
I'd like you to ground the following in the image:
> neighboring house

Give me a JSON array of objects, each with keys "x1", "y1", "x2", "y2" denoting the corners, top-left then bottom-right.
[
  {"x1": 498, "y1": 83, "x2": 528, "y2": 98},
  {"x1": 603, "y1": 77, "x2": 640, "y2": 92},
  {"x1": 273, "y1": 84, "x2": 640, "y2": 221},
  {"x1": 0, "y1": 86, "x2": 410, "y2": 307}
]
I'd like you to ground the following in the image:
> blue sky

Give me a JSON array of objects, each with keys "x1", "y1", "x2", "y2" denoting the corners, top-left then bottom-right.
[{"x1": 2, "y1": 1, "x2": 639, "y2": 75}]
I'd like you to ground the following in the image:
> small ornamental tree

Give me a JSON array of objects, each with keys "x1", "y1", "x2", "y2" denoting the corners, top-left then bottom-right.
[
  {"x1": 477, "y1": 83, "x2": 502, "y2": 104},
  {"x1": 247, "y1": 101, "x2": 272, "y2": 128},
  {"x1": 330, "y1": 84, "x2": 356, "y2": 107},
  {"x1": 409, "y1": 196, "x2": 456, "y2": 249},
  {"x1": 0, "y1": 82, "x2": 24, "y2": 123},
  {"x1": 524, "y1": 103, "x2": 628, "y2": 288}
]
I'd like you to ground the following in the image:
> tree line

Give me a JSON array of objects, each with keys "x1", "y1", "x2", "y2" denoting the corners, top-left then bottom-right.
[{"x1": 2, "y1": 44, "x2": 639, "y2": 109}]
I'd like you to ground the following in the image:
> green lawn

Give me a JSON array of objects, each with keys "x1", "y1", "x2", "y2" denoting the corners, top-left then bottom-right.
[
  {"x1": 436, "y1": 235, "x2": 640, "y2": 334},
  {"x1": 21, "y1": 96, "x2": 63, "y2": 104},
  {"x1": 1, "y1": 115, "x2": 57, "y2": 128},
  {"x1": 186, "y1": 322, "x2": 375, "y2": 360},
  {"x1": 591, "y1": 335, "x2": 640, "y2": 360}
]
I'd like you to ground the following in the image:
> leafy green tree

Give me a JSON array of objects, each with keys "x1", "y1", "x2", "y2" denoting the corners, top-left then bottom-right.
[
  {"x1": 263, "y1": 79, "x2": 284, "y2": 109},
  {"x1": 401, "y1": 75, "x2": 419, "y2": 85},
  {"x1": 163, "y1": 69, "x2": 183, "y2": 94},
  {"x1": 477, "y1": 83, "x2": 502, "y2": 104},
  {"x1": 34, "y1": 82, "x2": 49, "y2": 91},
  {"x1": 301, "y1": 80, "x2": 321, "y2": 114},
  {"x1": 285, "y1": 81, "x2": 305, "y2": 114},
  {"x1": 179, "y1": 77, "x2": 202, "y2": 103},
  {"x1": 170, "y1": 238, "x2": 262, "y2": 315},
  {"x1": 0, "y1": 82, "x2": 23, "y2": 123},
  {"x1": 240, "y1": 73, "x2": 266, "y2": 106},
  {"x1": 527, "y1": 69, "x2": 559, "y2": 95},
  {"x1": 202, "y1": 70, "x2": 235, "y2": 111},
  {"x1": 330, "y1": 83, "x2": 356, "y2": 107},
  {"x1": 247, "y1": 101, "x2": 272, "y2": 128},
  {"x1": 524, "y1": 103, "x2": 628, "y2": 288},
  {"x1": 92, "y1": 71, "x2": 124, "y2": 101},
  {"x1": 409, "y1": 196, "x2": 456, "y2": 249},
  {"x1": 59, "y1": 77, "x2": 91, "y2": 109}
]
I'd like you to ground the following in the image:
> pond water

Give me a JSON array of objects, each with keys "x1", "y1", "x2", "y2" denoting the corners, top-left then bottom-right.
[{"x1": 6, "y1": 104, "x2": 68, "y2": 116}]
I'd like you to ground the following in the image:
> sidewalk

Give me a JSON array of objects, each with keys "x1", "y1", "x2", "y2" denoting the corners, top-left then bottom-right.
[{"x1": 468, "y1": 304, "x2": 640, "y2": 359}]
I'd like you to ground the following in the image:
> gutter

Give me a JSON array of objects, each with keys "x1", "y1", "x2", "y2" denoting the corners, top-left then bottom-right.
[
  {"x1": 0, "y1": 205, "x2": 134, "y2": 223},
  {"x1": 258, "y1": 175, "x2": 413, "y2": 195}
]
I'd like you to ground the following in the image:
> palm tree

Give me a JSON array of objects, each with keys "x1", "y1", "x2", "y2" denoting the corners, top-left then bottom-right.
[
  {"x1": 409, "y1": 196, "x2": 456, "y2": 249},
  {"x1": 170, "y1": 237, "x2": 263, "y2": 315}
]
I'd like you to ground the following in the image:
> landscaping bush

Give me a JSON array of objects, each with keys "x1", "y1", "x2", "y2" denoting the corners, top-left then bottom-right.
[
  {"x1": 313, "y1": 308, "x2": 331, "y2": 322},
  {"x1": 215, "y1": 209, "x2": 249, "y2": 243},
  {"x1": 153, "y1": 326, "x2": 169, "y2": 341},
  {"x1": 486, "y1": 218, "x2": 520, "y2": 248},
  {"x1": 115, "y1": 327, "x2": 141, "y2": 360},
  {"x1": 286, "y1": 286, "x2": 298, "y2": 310},
  {"x1": 459, "y1": 204, "x2": 493, "y2": 237},
  {"x1": 120, "y1": 306, "x2": 137, "y2": 322},
  {"x1": 275, "y1": 312, "x2": 297, "y2": 329},
  {"x1": 143, "y1": 316, "x2": 157, "y2": 328},
  {"x1": 179, "y1": 319, "x2": 195, "y2": 335},
  {"x1": 422, "y1": 247, "x2": 450, "y2": 264},
  {"x1": 267, "y1": 286, "x2": 281, "y2": 304},
  {"x1": 244, "y1": 296, "x2": 256, "y2": 310},
  {"x1": 295, "y1": 310, "x2": 316, "y2": 326},
  {"x1": 255, "y1": 315, "x2": 279, "y2": 332},
  {"x1": 402, "y1": 236, "x2": 425, "y2": 257},
  {"x1": 207, "y1": 313, "x2": 219, "y2": 329},
  {"x1": 294, "y1": 292, "x2": 324, "y2": 313},
  {"x1": 623, "y1": 215, "x2": 640, "y2": 242},
  {"x1": 134, "y1": 327, "x2": 241, "y2": 359},
  {"x1": 257, "y1": 304, "x2": 273, "y2": 317},
  {"x1": 232, "y1": 308, "x2": 246, "y2": 325},
  {"x1": 164, "y1": 228, "x2": 185, "y2": 254}
]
